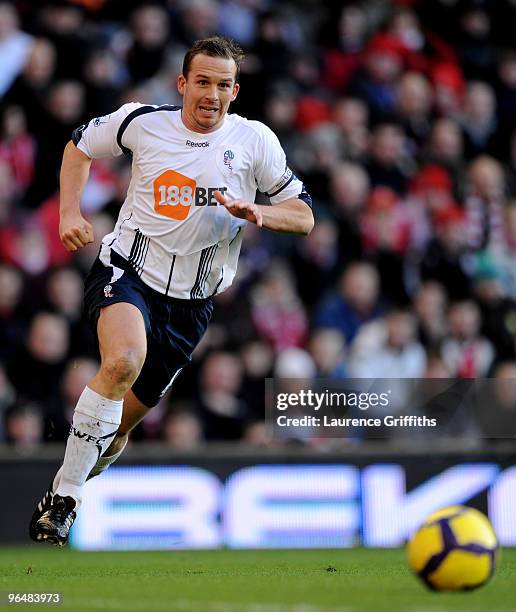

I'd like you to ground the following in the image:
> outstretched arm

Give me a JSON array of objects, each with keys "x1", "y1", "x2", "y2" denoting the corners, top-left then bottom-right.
[
  {"x1": 214, "y1": 191, "x2": 314, "y2": 235},
  {"x1": 59, "y1": 141, "x2": 94, "y2": 252}
]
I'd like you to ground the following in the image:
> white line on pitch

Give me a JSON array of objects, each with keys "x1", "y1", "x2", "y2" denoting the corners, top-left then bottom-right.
[{"x1": 67, "y1": 597, "x2": 357, "y2": 612}]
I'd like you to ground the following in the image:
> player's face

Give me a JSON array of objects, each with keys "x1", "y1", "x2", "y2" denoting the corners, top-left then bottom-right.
[{"x1": 177, "y1": 54, "x2": 240, "y2": 133}]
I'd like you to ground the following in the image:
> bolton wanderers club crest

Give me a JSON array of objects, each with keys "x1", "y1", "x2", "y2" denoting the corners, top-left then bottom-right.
[
  {"x1": 104, "y1": 284, "x2": 114, "y2": 298},
  {"x1": 223, "y1": 149, "x2": 235, "y2": 171}
]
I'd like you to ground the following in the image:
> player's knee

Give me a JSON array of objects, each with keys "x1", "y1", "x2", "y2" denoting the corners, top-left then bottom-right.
[{"x1": 102, "y1": 350, "x2": 145, "y2": 388}]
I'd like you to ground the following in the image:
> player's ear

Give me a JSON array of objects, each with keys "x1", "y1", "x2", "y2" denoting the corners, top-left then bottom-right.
[
  {"x1": 177, "y1": 74, "x2": 186, "y2": 95},
  {"x1": 231, "y1": 82, "x2": 240, "y2": 102}
]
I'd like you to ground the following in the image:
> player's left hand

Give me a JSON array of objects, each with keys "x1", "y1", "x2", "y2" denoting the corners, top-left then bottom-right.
[{"x1": 214, "y1": 191, "x2": 263, "y2": 228}]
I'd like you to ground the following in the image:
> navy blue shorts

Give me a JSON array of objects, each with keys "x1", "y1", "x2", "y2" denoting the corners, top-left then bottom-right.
[{"x1": 83, "y1": 249, "x2": 213, "y2": 407}]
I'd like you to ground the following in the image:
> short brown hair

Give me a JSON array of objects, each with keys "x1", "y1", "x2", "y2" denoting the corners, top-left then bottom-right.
[{"x1": 182, "y1": 36, "x2": 245, "y2": 82}]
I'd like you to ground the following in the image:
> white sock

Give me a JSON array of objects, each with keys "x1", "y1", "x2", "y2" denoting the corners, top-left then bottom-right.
[
  {"x1": 51, "y1": 434, "x2": 128, "y2": 492},
  {"x1": 55, "y1": 387, "x2": 123, "y2": 507}
]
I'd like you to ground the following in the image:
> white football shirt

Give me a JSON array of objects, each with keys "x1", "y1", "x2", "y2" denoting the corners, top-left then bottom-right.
[{"x1": 74, "y1": 103, "x2": 310, "y2": 299}]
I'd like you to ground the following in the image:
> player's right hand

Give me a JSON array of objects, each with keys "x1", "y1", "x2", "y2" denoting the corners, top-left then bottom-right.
[{"x1": 59, "y1": 213, "x2": 94, "y2": 252}]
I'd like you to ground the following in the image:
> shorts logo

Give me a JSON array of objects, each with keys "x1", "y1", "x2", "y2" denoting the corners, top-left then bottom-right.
[
  {"x1": 153, "y1": 169, "x2": 227, "y2": 220},
  {"x1": 223, "y1": 149, "x2": 235, "y2": 171},
  {"x1": 104, "y1": 284, "x2": 114, "y2": 297}
]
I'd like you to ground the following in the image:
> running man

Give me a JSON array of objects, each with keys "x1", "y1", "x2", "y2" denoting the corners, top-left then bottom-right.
[{"x1": 30, "y1": 36, "x2": 313, "y2": 546}]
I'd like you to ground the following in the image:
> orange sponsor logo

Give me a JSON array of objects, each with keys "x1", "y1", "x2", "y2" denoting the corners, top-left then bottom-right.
[{"x1": 153, "y1": 169, "x2": 196, "y2": 221}]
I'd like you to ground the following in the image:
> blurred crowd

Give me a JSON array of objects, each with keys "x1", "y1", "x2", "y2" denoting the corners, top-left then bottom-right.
[{"x1": 1, "y1": 0, "x2": 516, "y2": 449}]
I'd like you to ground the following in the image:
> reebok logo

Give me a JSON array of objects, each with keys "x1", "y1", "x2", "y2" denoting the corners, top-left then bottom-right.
[{"x1": 186, "y1": 140, "x2": 209, "y2": 147}]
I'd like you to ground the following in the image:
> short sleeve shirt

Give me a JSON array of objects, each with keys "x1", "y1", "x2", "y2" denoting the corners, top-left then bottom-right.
[{"x1": 74, "y1": 104, "x2": 310, "y2": 298}]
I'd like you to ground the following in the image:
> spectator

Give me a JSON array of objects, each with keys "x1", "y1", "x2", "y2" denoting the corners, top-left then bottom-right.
[
  {"x1": 238, "y1": 339, "x2": 273, "y2": 421},
  {"x1": 126, "y1": 4, "x2": 171, "y2": 84},
  {"x1": 430, "y1": 62, "x2": 465, "y2": 120},
  {"x1": 274, "y1": 346, "x2": 316, "y2": 379},
  {"x1": 293, "y1": 123, "x2": 344, "y2": 202},
  {"x1": 289, "y1": 216, "x2": 339, "y2": 309},
  {"x1": 217, "y1": 0, "x2": 261, "y2": 47},
  {"x1": 235, "y1": 9, "x2": 292, "y2": 117},
  {"x1": 83, "y1": 49, "x2": 125, "y2": 118},
  {"x1": 329, "y1": 161, "x2": 369, "y2": 261},
  {"x1": 4, "y1": 37, "x2": 56, "y2": 133},
  {"x1": 174, "y1": 0, "x2": 219, "y2": 48},
  {"x1": 413, "y1": 281, "x2": 448, "y2": 350},
  {"x1": 308, "y1": 328, "x2": 349, "y2": 378},
  {"x1": 360, "y1": 186, "x2": 408, "y2": 254},
  {"x1": 487, "y1": 201, "x2": 516, "y2": 299},
  {"x1": 365, "y1": 122, "x2": 410, "y2": 196},
  {"x1": 0, "y1": 156, "x2": 17, "y2": 233},
  {"x1": 7, "y1": 312, "x2": 70, "y2": 405},
  {"x1": 0, "y1": 105, "x2": 36, "y2": 198},
  {"x1": 386, "y1": 6, "x2": 457, "y2": 74},
  {"x1": 349, "y1": 308, "x2": 426, "y2": 378},
  {"x1": 348, "y1": 34, "x2": 404, "y2": 122},
  {"x1": 163, "y1": 403, "x2": 203, "y2": 450},
  {"x1": 0, "y1": 1, "x2": 33, "y2": 96},
  {"x1": 441, "y1": 300, "x2": 495, "y2": 377},
  {"x1": 45, "y1": 266, "x2": 93, "y2": 357},
  {"x1": 262, "y1": 91, "x2": 298, "y2": 159},
  {"x1": 35, "y1": 1, "x2": 89, "y2": 80},
  {"x1": 424, "y1": 118, "x2": 465, "y2": 191},
  {"x1": 472, "y1": 261, "x2": 516, "y2": 363},
  {"x1": 493, "y1": 51, "x2": 516, "y2": 138},
  {"x1": 405, "y1": 164, "x2": 455, "y2": 252},
  {"x1": 4, "y1": 401, "x2": 43, "y2": 448},
  {"x1": 242, "y1": 419, "x2": 276, "y2": 448},
  {"x1": 195, "y1": 351, "x2": 248, "y2": 441},
  {"x1": 250, "y1": 263, "x2": 308, "y2": 352},
  {"x1": 314, "y1": 261, "x2": 384, "y2": 343},
  {"x1": 360, "y1": 186, "x2": 410, "y2": 303},
  {"x1": 332, "y1": 97, "x2": 369, "y2": 162},
  {"x1": 420, "y1": 204, "x2": 472, "y2": 300},
  {"x1": 460, "y1": 81, "x2": 500, "y2": 159},
  {"x1": 0, "y1": 264, "x2": 26, "y2": 362},
  {"x1": 423, "y1": 354, "x2": 453, "y2": 378},
  {"x1": 319, "y1": 4, "x2": 368, "y2": 94},
  {"x1": 464, "y1": 155, "x2": 506, "y2": 252},
  {"x1": 26, "y1": 80, "x2": 86, "y2": 208},
  {"x1": 0, "y1": 213, "x2": 52, "y2": 275},
  {"x1": 395, "y1": 71, "x2": 433, "y2": 152},
  {"x1": 455, "y1": 4, "x2": 496, "y2": 81}
]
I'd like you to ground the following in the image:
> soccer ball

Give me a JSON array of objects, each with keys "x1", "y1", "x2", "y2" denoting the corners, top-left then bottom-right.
[{"x1": 407, "y1": 505, "x2": 499, "y2": 591}]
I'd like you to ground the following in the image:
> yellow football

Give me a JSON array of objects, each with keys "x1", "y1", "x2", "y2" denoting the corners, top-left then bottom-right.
[{"x1": 407, "y1": 505, "x2": 499, "y2": 591}]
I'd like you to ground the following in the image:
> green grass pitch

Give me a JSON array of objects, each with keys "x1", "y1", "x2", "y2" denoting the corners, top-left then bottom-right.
[{"x1": 0, "y1": 547, "x2": 515, "y2": 611}]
